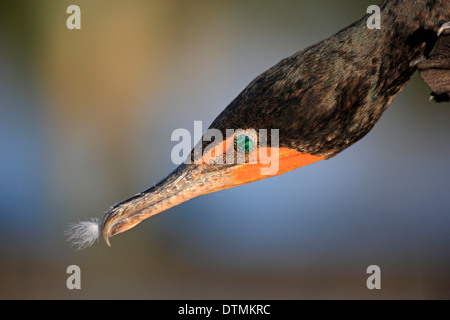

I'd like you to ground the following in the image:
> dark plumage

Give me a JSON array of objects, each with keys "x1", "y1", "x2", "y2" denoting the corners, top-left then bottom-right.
[{"x1": 417, "y1": 21, "x2": 450, "y2": 102}]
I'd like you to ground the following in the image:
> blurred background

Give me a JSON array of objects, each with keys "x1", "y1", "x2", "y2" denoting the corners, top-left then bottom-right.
[{"x1": 1, "y1": 0, "x2": 449, "y2": 299}]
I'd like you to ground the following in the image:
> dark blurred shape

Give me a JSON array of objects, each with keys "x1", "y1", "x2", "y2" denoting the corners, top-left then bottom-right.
[{"x1": 417, "y1": 21, "x2": 450, "y2": 102}]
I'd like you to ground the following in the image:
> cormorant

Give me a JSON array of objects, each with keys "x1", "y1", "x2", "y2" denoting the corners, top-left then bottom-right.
[{"x1": 65, "y1": 0, "x2": 449, "y2": 250}]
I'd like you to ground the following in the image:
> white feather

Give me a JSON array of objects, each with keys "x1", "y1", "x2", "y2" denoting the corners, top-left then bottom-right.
[{"x1": 64, "y1": 218, "x2": 100, "y2": 250}]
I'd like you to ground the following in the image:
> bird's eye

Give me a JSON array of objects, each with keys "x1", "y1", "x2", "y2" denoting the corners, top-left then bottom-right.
[{"x1": 235, "y1": 134, "x2": 254, "y2": 152}]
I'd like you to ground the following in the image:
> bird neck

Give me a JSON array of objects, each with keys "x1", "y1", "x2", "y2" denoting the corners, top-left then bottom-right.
[
  {"x1": 380, "y1": 0, "x2": 448, "y2": 29},
  {"x1": 371, "y1": 0, "x2": 448, "y2": 68},
  {"x1": 348, "y1": 0, "x2": 449, "y2": 105},
  {"x1": 293, "y1": 0, "x2": 449, "y2": 158}
]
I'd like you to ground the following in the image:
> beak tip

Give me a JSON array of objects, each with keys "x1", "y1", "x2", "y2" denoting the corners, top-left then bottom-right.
[
  {"x1": 101, "y1": 223, "x2": 112, "y2": 247},
  {"x1": 102, "y1": 230, "x2": 111, "y2": 247}
]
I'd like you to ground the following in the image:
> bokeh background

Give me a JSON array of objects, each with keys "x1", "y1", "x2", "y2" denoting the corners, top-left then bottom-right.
[{"x1": 1, "y1": 0, "x2": 449, "y2": 299}]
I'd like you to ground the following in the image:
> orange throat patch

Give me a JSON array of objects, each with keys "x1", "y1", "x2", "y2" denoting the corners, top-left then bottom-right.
[{"x1": 233, "y1": 147, "x2": 325, "y2": 185}]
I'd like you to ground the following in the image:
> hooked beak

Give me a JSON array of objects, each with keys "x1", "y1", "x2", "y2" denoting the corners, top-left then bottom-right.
[{"x1": 101, "y1": 162, "x2": 236, "y2": 246}]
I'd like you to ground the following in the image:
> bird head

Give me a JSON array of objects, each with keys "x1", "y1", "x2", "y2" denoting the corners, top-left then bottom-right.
[{"x1": 101, "y1": 126, "x2": 324, "y2": 246}]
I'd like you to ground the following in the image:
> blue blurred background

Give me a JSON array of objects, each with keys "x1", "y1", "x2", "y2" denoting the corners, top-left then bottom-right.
[{"x1": 1, "y1": 0, "x2": 449, "y2": 299}]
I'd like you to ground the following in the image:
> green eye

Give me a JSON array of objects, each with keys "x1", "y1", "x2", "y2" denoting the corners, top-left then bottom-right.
[{"x1": 235, "y1": 134, "x2": 254, "y2": 152}]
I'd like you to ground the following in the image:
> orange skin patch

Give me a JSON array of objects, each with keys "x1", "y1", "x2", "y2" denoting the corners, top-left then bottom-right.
[
  {"x1": 234, "y1": 148, "x2": 325, "y2": 185},
  {"x1": 200, "y1": 134, "x2": 325, "y2": 186}
]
